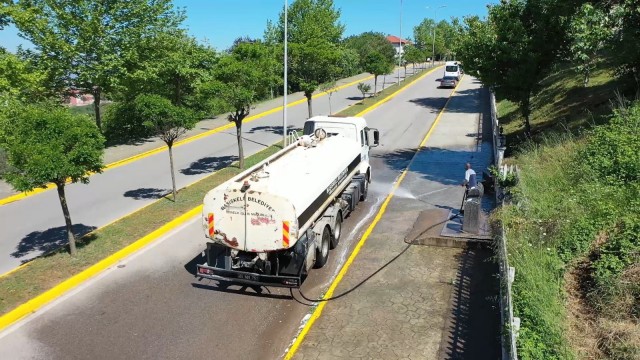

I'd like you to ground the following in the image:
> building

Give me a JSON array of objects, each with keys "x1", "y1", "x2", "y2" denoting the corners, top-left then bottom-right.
[
  {"x1": 386, "y1": 35, "x2": 413, "y2": 56},
  {"x1": 65, "y1": 89, "x2": 95, "y2": 107}
]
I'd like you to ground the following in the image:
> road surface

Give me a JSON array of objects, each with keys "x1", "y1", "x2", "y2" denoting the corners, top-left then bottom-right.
[{"x1": 0, "y1": 67, "x2": 455, "y2": 360}]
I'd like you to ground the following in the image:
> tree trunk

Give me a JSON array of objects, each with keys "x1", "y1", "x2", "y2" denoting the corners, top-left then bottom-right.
[
  {"x1": 521, "y1": 97, "x2": 532, "y2": 137},
  {"x1": 93, "y1": 87, "x2": 102, "y2": 131},
  {"x1": 305, "y1": 92, "x2": 312, "y2": 118},
  {"x1": 236, "y1": 120, "x2": 244, "y2": 169},
  {"x1": 328, "y1": 94, "x2": 332, "y2": 115},
  {"x1": 374, "y1": 75, "x2": 378, "y2": 95},
  {"x1": 55, "y1": 183, "x2": 77, "y2": 256},
  {"x1": 168, "y1": 144, "x2": 177, "y2": 201}
]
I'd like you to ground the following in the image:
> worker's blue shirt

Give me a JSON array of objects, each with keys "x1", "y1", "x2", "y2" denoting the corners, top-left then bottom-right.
[{"x1": 465, "y1": 169, "x2": 477, "y2": 188}]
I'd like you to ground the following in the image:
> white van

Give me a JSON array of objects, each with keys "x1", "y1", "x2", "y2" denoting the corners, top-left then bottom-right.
[{"x1": 444, "y1": 61, "x2": 462, "y2": 80}]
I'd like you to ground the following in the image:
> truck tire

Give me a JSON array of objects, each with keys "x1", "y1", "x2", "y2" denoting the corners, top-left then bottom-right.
[
  {"x1": 314, "y1": 225, "x2": 331, "y2": 269},
  {"x1": 330, "y1": 212, "x2": 342, "y2": 249},
  {"x1": 360, "y1": 177, "x2": 368, "y2": 201}
]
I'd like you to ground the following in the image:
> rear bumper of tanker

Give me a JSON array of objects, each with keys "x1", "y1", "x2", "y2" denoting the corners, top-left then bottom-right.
[
  {"x1": 196, "y1": 263, "x2": 302, "y2": 288},
  {"x1": 195, "y1": 242, "x2": 307, "y2": 288}
]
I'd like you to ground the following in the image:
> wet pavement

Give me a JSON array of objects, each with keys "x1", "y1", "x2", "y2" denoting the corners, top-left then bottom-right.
[{"x1": 291, "y1": 76, "x2": 500, "y2": 360}]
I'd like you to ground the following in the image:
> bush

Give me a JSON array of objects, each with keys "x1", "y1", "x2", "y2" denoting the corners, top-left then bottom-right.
[{"x1": 581, "y1": 102, "x2": 640, "y2": 184}]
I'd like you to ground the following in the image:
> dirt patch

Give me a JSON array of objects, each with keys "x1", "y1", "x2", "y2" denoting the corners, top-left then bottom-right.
[
  {"x1": 565, "y1": 260, "x2": 640, "y2": 360},
  {"x1": 565, "y1": 260, "x2": 605, "y2": 359}
]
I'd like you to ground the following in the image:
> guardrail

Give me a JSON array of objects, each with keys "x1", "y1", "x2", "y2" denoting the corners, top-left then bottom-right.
[{"x1": 489, "y1": 89, "x2": 519, "y2": 360}]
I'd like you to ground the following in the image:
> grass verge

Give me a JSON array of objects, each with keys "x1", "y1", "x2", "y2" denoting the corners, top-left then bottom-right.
[
  {"x1": 497, "y1": 62, "x2": 639, "y2": 359},
  {"x1": 0, "y1": 64, "x2": 437, "y2": 317}
]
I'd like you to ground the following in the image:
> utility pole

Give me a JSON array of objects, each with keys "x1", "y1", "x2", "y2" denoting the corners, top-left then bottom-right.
[
  {"x1": 398, "y1": 0, "x2": 403, "y2": 86},
  {"x1": 283, "y1": 0, "x2": 288, "y2": 145}
]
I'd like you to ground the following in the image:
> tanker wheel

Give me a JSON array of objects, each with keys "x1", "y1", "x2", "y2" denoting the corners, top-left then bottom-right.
[
  {"x1": 314, "y1": 225, "x2": 330, "y2": 269},
  {"x1": 360, "y1": 177, "x2": 369, "y2": 201},
  {"x1": 330, "y1": 212, "x2": 342, "y2": 249}
]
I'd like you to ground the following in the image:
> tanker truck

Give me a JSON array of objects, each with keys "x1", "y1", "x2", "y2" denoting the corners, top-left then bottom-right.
[{"x1": 196, "y1": 116, "x2": 379, "y2": 288}]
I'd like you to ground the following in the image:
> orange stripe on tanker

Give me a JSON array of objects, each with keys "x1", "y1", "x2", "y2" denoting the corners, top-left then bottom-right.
[
  {"x1": 283, "y1": 221, "x2": 290, "y2": 247},
  {"x1": 208, "y1": 213, "x2": 214, "y2": 236}
]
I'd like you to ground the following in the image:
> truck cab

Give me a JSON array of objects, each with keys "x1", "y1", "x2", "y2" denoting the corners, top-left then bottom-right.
[{"x1": 302, "y1": 116, "x2": 379, "y2": 181}]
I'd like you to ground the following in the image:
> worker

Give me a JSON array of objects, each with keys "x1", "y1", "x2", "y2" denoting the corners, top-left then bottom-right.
[{"x1": 461, "y1": 163, "x2": 477, "y2": 190}]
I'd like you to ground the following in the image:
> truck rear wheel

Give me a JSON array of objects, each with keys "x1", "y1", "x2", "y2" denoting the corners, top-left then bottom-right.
[
  {"x1": 330, "y1": 212, "x2": 342, "y2": 249},
  {"x1": 360, "y1": 177, "x2": 368, "y2": 201},
  {"x1": 314, "y1": 225, "x2": 330, "y2": 269}
]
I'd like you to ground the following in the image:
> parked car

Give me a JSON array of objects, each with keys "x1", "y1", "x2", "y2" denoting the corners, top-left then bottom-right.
[{"x1": 439, "y1": 76, "x2": 458, "y2": 88}]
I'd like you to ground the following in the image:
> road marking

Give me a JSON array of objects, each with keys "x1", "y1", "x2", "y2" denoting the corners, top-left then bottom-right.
[
  {"x1": 0, "y1": 66, "x2": 440, "y2": 333},
  {"x1": 0, "y1": 74, "x2": 376, "y2": 206},
  {"x1": 0, "y1": 206, "x2": 203, "y2": 333},
  {"x1": 283, "y1": 73, "x2": 462, "y2": 360}
]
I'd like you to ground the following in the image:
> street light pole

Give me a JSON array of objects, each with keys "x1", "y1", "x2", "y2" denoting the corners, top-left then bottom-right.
[
  {"x1": 431, "y1": 5, "x2": 446, "y2": 67},
  {"x1": 397, "y1": 0, "x2": 402, "y2": 86},
  {"x1": 283, "y1": 0, "x2": 288, "y2": 145}
]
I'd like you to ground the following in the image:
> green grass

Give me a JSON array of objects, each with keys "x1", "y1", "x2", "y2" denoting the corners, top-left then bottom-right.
[
  {"x1": 496, "y1": 62, "x2": 622, "y2": 154},
  {"x1": 498, "y1": 61, "x2": 640, "y2": 359},
  {"x1": 0, "y1": 67, "x2": 437, "y2": 317}
]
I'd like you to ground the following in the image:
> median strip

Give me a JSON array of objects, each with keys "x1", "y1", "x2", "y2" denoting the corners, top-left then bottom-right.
[{"x1": 0, "y1": 65, "x2": 441, "y2": 333}]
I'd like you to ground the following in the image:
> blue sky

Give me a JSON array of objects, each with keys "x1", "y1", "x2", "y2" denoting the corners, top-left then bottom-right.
[{"x1": 1, "y1": 0, "x2": 497, "y2": 52}]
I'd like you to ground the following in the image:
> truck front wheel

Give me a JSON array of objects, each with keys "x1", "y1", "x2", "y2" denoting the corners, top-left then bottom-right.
[{"x1": 314, "y1": 225, "x2": 331, "y2": 268}]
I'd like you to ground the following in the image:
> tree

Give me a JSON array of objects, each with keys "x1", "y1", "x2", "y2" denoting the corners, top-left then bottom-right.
[
  {"x1": 458, "y1": 0, "x2": 572, "y2": 136},
  {"x1": 343, "y1": 31, "x2": 395, "y2": 73},
  {"x1": 363, "y1": 52, "x2": 393, "y2": 95},
  {"x1": 357, "y1": 82, "x2": 371, "y2": 100},
  {"x1": 0, "y1": 49, "x2": 47, "y2": 100},
  {"x1": 319, "y1": 81, "x2": 337, "y2": 114},
  {"x1": 289, "y1": 40, "x2": 341, "y2": 118},
  {"x1": 568, "y1": 4, "x2": 612, "y2": 87},
  {"x1": 134, "y1": 94, "x2": 197, "y2": 200},
  {"x1": 8, "y1": 0, "x2": 185, "y2": 130},
  {"x1": 204, "y1": 50, "x2": 270, "y2": 169},
  {"x1": 275, "y1": 0, "x2": 344, "y2": 44},
  {"x1": 117, "y1": 30, "x2": 217, "y2": 112},
  {"x1": 0, "y1": 104, "x2": 104, "y2": 256},
  {"x1": 403, "y1": 45, "x2": 423, "y2": 72}
]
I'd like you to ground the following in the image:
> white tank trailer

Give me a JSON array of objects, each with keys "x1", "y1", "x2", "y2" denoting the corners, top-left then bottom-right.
[{"x1": 196, "y1": 116, "x2": 379, "y2": 287}]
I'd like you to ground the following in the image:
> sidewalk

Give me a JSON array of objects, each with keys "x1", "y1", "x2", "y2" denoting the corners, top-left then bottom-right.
[
  {"x1": 0, "y1": 64, "x2": 438, "y2": 200},
  {"x1": 291, "y1": 77, "x2": 500, "y2": 360}
]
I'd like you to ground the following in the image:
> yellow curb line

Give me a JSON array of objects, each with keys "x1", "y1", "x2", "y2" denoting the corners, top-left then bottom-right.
[
  {"x1": 0, "y1": 74, "x2": 376, "y2": 206},
  {"x1": 0, "y1": 66, "x2": 438, "y2": 333},
  {"x1": 0, "y1": 206, "x2": 203, "y2": 333},
  {"x1": 283, "y1": 72, "x2": 461, "y2": 360}
]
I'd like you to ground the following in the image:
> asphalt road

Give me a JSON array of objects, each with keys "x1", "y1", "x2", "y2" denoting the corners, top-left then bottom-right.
[
  {"x1": 0, "y1": 66, "x2": 423, "y2": 275},
  {"x1": 0, "y1": 67, "x2": 455, "y2": 360}
]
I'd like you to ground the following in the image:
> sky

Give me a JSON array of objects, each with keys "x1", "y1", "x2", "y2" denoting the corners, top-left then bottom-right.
[{"x1": 0, "y1": 0, "x2": 497, "y2": 53}]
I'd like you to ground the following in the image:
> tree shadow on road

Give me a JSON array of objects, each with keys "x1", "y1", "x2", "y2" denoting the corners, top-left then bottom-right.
[
  {"x1": 439, "y1": 246, "x2": 501, "y2": 360},
  {"x1": 180, "y1": 155, "x2": 237, "y2": 176},
  {"x1": 373, "y1": 147, "x2": 491, "y2": 187},
  {"x1": 123, "y1": 187, "x2": 170, "y2": 200},
  {"x1": 12, "y1": 224, "x2": 97, "y2": 259},
  {"x1": 246, "y1": 125, "x2": 301, "y2": 136}
]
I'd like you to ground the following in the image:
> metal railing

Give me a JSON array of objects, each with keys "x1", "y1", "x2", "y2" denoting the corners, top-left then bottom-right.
[{"x1": 490, "y1": 89, "x2": 519, "y2": 360}]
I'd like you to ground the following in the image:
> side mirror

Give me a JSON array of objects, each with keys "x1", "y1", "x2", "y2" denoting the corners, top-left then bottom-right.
[{"x1": 372, "y1": 129, "x2": 380, "y2": 147}]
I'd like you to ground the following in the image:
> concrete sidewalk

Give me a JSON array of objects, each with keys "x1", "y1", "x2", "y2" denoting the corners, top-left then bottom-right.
[
  {"x1": 291, "y1": 77, "x2": 500, "y2": 360},
  {"x1": 0, "y1": 64, "x2": 438, "y2": 200}
]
